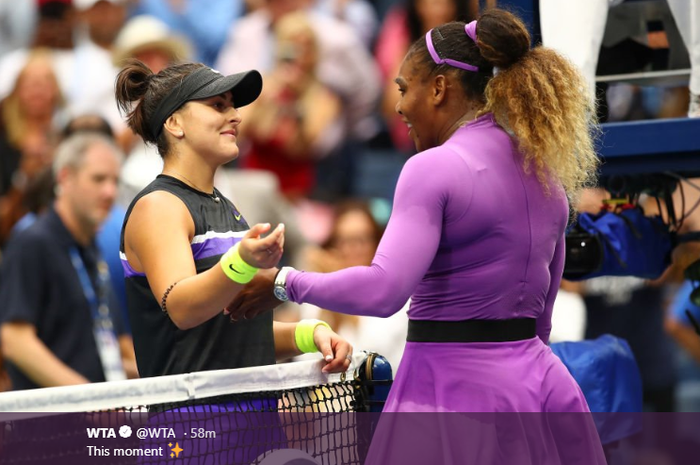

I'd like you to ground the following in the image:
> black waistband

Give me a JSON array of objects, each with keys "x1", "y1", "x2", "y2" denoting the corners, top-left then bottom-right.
[{"x1": 407, "y1": 318, "x2": 537, "y2": 343}]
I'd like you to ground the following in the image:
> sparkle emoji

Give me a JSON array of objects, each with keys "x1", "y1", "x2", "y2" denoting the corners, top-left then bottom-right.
[{"x1": 169, "y1": 442, "x2": 183, "y2": 458}]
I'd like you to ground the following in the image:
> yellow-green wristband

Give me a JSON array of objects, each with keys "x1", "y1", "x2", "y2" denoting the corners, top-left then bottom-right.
[
  {"x1": 220, "y1": 243, "x2": 258, "y2": 284},
  {"x1": 295, "y1": 319, "x2": 331, "y2": 353}
]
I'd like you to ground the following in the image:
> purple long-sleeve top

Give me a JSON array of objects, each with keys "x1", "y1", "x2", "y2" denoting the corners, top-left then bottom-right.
[{"x1": 287, "y1": 113, "x2": 568, "y2": 343}]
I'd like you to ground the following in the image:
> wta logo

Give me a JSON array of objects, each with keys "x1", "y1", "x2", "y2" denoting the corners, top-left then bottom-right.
[{"x1": 86, "y1": 428, "x2": 120, "y2": 439}]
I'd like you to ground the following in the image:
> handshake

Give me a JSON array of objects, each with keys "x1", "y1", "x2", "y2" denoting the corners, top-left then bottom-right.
[{"x1": 220, "y1": 223, "x2": 286, "y2": 285}]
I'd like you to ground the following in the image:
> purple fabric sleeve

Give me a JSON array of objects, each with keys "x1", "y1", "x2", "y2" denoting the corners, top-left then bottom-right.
[
  {"x1": 537, "y1": 233, "x2": 565, "y2": 344},
  {"x1": 287, "y1": 153, "x2": 447, "y2": 317}
]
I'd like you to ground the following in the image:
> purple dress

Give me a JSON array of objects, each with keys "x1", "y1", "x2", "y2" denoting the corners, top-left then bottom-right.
[{"x1": 288, "y1": 113, "x2": 589, "y2": 414}]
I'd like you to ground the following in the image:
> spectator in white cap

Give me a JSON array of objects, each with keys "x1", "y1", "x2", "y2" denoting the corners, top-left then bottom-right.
[{"x1": 113, "y1": 14, "x2": 191, "y2": 73}]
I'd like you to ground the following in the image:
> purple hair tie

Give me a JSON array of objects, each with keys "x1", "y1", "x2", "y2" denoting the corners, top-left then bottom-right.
[
  {"x1": 465, "y1": 20, "x2": 478, "y2": 43},
  {"x1": 425, "y1": 28, "x2": 479, "y2": 73}
]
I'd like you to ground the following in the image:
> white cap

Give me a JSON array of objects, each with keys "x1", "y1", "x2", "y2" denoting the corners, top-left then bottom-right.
[{"x1": 112, "y1": 15, "x2": 191, "y2": 65}]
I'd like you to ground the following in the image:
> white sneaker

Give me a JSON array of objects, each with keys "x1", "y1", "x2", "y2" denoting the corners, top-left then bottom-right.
[{"x1": 690, "y1": 92, "x2": 700, "y2": 118}]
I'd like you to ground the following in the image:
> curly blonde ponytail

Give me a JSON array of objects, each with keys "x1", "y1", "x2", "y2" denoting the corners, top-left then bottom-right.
[{"x1": 477, "y1": 10, "x2": 599, "y2": 203}]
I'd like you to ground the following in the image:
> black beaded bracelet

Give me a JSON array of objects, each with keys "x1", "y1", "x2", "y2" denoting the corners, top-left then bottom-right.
[{"x1": 160, "y1": 281, "x2": 179, "y2": 313}]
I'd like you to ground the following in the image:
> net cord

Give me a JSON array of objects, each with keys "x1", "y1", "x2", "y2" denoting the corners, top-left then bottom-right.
[{"x1": 0, "y1": 352, "x2": 367, "y2": 414}]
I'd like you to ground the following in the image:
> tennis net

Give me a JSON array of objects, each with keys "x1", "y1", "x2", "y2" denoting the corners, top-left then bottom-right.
[{"x1": 0, "y1": 352, "x2": 392, "y2": 465}]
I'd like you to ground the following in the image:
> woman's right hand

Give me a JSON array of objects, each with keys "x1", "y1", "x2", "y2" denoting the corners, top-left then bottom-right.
[{"x1": 239, "y1": 223, "x2": 285, "y2": 269}]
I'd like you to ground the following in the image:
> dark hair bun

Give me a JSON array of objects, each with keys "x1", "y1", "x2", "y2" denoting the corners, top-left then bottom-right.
[
  {"x1": 115, "y1": 61, "x2": 153, "y2": 115},
  {"x1": 476, "y1": 9, "x2": 531, "y2": 69},
  {"x1": 115, "y1": 60, "x2": 155, "y2": 141}
]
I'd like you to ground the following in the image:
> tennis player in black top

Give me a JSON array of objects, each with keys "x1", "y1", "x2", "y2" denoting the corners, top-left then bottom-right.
[{"x1": 114, "y1": 61, "x2": 352, "y2": 379}]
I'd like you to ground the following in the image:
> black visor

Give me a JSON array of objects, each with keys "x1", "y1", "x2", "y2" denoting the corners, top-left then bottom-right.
[{"x1": 148, "y1": 67, "x2": 263, "y2": 139}]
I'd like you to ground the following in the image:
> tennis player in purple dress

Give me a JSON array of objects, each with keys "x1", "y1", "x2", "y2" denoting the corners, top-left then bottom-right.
[
  {"x1": 232, "y1": 9, "x2": 607, "y2": 462},
  {"x1": 273, "y1": 8, "x2": 600, "y2": 413}
]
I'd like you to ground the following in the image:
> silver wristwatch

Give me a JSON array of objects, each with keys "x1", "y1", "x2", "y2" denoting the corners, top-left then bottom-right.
[{"x1": 273, "y1": 266, "x2": 295, "y2": 302}]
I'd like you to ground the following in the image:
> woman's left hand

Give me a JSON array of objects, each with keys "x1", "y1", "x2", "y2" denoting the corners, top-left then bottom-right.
[{"x1": 313, "y1": 324, "x2": 353, "y2": 373}]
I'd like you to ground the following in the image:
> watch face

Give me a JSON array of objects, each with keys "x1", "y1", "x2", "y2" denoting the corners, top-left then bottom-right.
[{"x1": 274, "y1": 286, "x2": 288, "y2": 302}]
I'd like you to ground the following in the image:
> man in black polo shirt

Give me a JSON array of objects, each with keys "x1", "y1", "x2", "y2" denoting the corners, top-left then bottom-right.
[{"x1": 0, "y1": 132, "x2": 136, "y2": 390}]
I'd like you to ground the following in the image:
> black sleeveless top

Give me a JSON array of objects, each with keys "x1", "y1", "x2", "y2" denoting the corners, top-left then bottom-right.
[{"x1": 120, "y1": 175, "x2": 275, "y2": 378}]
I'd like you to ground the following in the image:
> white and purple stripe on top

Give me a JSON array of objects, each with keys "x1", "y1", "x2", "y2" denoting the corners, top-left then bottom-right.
[{"x1": 120, "y1": 229, "x2": 249, "y2": 278}]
